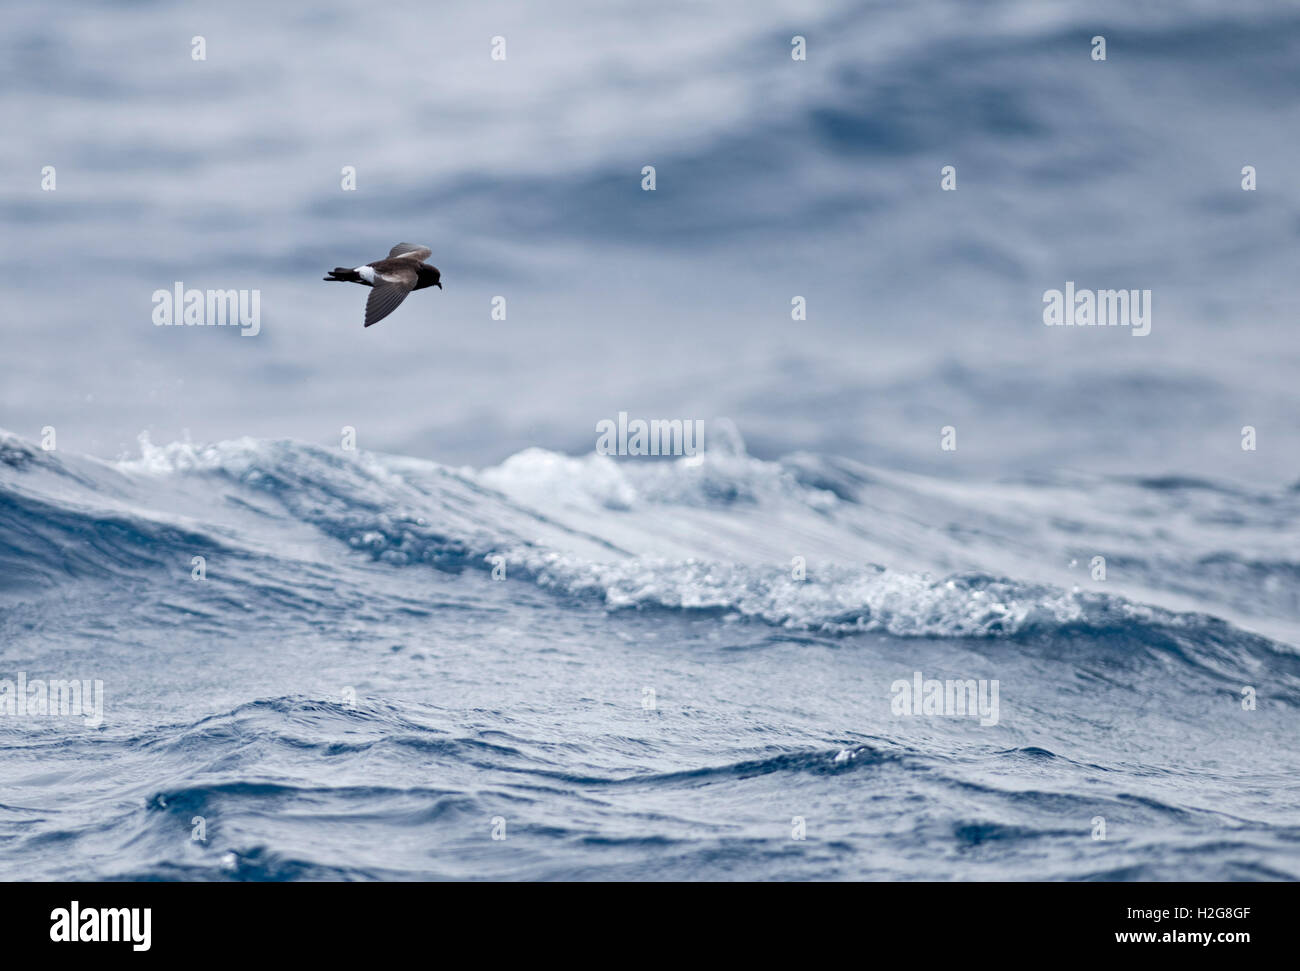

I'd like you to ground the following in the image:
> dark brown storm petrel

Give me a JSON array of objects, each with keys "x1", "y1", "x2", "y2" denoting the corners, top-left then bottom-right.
[{"x1": 324, "y1": 243, "x2": 442, "y2": 327}]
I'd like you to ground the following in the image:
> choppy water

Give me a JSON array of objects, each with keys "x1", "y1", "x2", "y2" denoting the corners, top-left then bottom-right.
[
  {"x1": 2, "y1": 429, "x2": 1299, "y2": 880},
  {"x1": 2, "y1": 0, "x2": 1299, "y2": 880}
]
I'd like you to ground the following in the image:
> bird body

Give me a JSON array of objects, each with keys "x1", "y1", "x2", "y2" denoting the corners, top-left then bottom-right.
[{"x1": 324, "y1": 243, "x2": 441, "y2": 327}]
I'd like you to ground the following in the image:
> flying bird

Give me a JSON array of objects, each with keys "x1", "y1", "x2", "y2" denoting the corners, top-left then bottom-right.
[{"x1": 324, "y1": 243, "x2": 442, "y2": 327}]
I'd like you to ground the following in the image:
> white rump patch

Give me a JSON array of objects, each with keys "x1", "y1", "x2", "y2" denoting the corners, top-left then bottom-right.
[{"x1": 356, "y1": 266, "x2": 376, "y2": 283}]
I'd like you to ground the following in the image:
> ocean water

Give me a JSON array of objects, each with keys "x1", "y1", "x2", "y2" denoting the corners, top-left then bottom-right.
[
  {"x1": 2, "y1": 0, "x2": 1300, "y2": 880},
  {"x1": 3, "y1": 429, "x2": 1299, "y2": 880}
]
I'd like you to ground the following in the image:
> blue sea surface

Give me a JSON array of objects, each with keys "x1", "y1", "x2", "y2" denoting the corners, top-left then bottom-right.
[
  {"x1": 3, "y1": 430, "x2": 1299, "y2": 880},
  {"x1": 2, "y1": 0, "x2": 1299, "y2": 880}
]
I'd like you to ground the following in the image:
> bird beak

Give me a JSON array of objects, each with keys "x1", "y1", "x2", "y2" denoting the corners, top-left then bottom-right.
[{"x1": 436, "y1": 282, "x2": 443, "y2": 289}]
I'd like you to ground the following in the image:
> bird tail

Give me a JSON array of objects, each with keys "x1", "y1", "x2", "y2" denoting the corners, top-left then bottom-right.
[{"x1": 324, "y1": 267, "x2": 360, "y2": 282}]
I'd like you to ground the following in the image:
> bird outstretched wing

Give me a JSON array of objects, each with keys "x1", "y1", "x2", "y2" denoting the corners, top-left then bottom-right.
[
  {"x1": 388, "y1": 242, "x2": 432, "y2": 261},
  {"x1": 364, "y1": 264, "x2": 419, "y2": 327},
  {"x1": 365, "y1": 284, "x2": 411, "y2": 327}
]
